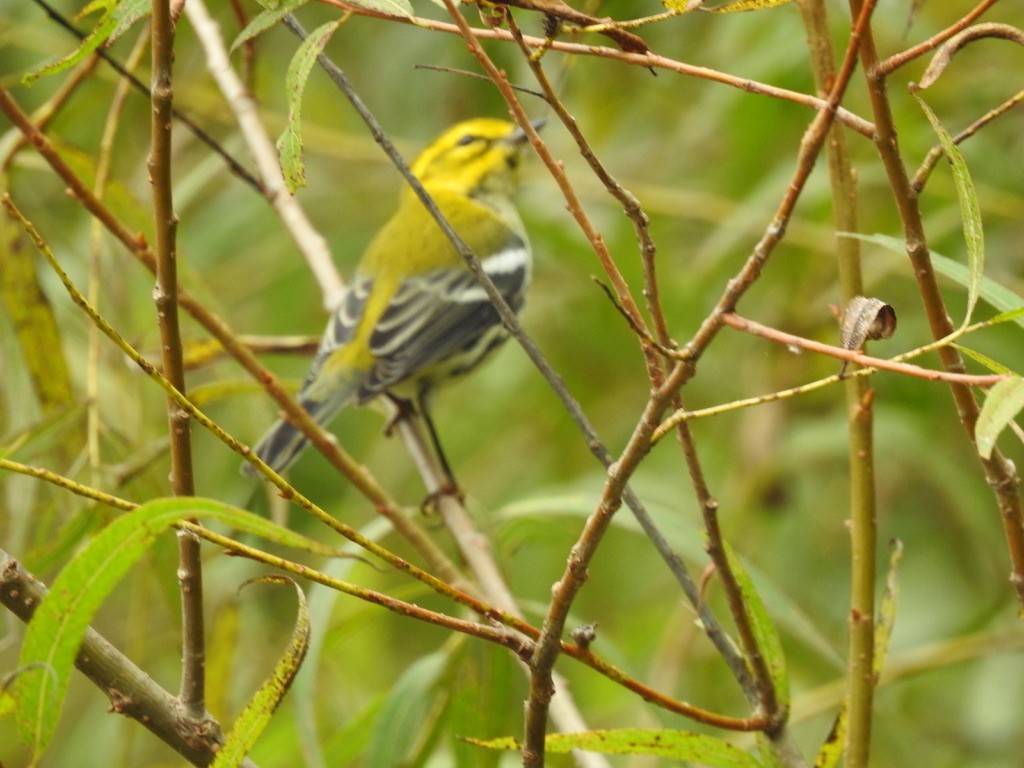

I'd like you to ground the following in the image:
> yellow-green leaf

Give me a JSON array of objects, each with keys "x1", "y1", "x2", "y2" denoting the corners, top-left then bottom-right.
[
  {"x1": 468, "y1": 728, "x2": 762, "y2": 766},
  {"x1": 723, "y1": 541, "x2": 790, "y2": 713},
  {"x1": 277, "y1": 20, "x2": 344, "y2": 193},
  {"x1": 704, "y1": 0, "x2": 795, "y2": 12},
  {"x1": 914, "y1": 94, "x2": 984, "y2": 327},
  {"x1": 212, "y1": 577, "x2": 310, "y2": 768},
  {"x1": 0, "y1": 213, "x2": 74, "y2": 416},
  {"x1": 976, "y1": 377, "x2": 1024, "y2": 460},
  {"x1": 14, "y1": 497, "x2": 342, "y2": 755}
]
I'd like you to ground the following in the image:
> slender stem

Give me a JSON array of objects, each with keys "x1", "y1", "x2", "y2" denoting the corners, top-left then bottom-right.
[
  {"x1": 799, "y1": 0, "x2": 877, "y2": 762},
  {"x1": 873, "y1": 0, "x2": 1000, "y2": 77},
  {"x1": 149, "y1": 0, "x2": 206, "y2": 718},
  {"x1": 507, "y1": 17, "x2": 670, "y2": 362},
  {"x1": 847, "y1": 0, "x2": 1024, "y2": 607},
  {"x1": 0, "y1": 451, "x2": 762, "y2": 732}
]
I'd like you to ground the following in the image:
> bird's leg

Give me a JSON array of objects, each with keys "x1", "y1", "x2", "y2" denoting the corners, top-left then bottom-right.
[
  {"x1": 415, "y1": 390, "x2": 463, "y2": 504},
  {"x1": 383, "y1": 394, "x2": 417, "y2": 437},
  {"x1": 384, "y1": 393, "x2": 463, "y2": 508}
]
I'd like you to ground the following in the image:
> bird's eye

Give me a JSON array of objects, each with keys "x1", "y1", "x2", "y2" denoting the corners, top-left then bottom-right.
[{"x1": 456, "y1": 133, "x2": 477, "y2": 147}]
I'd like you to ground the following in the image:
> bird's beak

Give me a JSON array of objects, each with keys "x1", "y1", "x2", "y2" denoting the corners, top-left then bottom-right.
[{"x1": 507, "y1": 118, "x2": 547, "y2": 145}]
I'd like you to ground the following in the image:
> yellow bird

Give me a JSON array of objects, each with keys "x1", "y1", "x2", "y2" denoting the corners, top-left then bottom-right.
[{"x1": 246, "y1": 118, "x2": 535, "y2": 477}]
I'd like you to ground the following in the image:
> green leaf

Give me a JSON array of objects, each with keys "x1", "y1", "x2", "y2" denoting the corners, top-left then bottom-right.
[
  {"x1": 345, "y1": 0, "x2": 414, "y2": 15},
  {"x1": 975, "y1": 377, "x2": 1024, "y2": 459},
  {"x1": 277, "y1": 20, "x2": 343, "y2": 193},
  {"x1": 467, "y1": 728, "x2": 762, "y2": 766},
  {"x1": 15, "y1": 500, "x2": 185, "y2": 753},
  {"x1": 722, "y1": 541, "x2": 790, "y2": 713},
  {"x1": 913, "y1": 93, "x2": 984, "y2": 327},
  {"x1": 212, "y1": 577, "x2": 310, "y2": 768},
  {"x1": 954, "y1": 345, "x2": 1015, "y2": 376},
  {"x1": 365, "y1": 650, "x2": 450, "y2": 768},
  {"x1": 21, "y1": 0, "x2": 150, "y2": 85},
  {"x1": 813, "y1": 713, "x2": 846, "y2": 768},
  {"x1": 874, "y1": 540, "x2": 903, "y2": 677},
  {"x1": 704, "y1": 0, "x2": 795, "y2": 11},
  {"x1": 844, "y1": 234, "x2": 1023, "y2": 329},
  {"x1": 0, "y1": 219, "x2": 75, "y2": 415},
  {"x1": 232, "y1": 0, "x2": 310, "y2": 52},
  {"x1": 13, "y1": 497, "x2": 336, "y2": 755}
]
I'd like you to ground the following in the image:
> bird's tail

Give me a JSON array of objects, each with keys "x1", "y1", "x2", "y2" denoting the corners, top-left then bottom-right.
[{"x1": 242, "y1": 379, "x2": 358, "y2": 477}]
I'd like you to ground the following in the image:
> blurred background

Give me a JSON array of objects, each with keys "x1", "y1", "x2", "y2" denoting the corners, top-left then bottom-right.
[{"x1": 2, "y1": 0, "x2": 1023, "y2": 765}]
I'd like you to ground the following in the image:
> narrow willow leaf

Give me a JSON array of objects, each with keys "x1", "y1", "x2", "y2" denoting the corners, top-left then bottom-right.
[
  {"x1": 14, "y1": 497, "x2": 337, "y2": 754},
  {"x1": 874, "y1": 540, "x2": 903, "y2": 677},
  {"x1": 976, "y1": 377, "x2": 1024, "y2": 459},
  {"x1": 365, "y1": 651, "x2": 449, "y2": 768},
  {"x1": 843, "y1": 233, "x2": 1024, "y2": 328},
  {"x1": 345, "y1": 0, "x2": 414, "y2": 15},
  {"x1": 954, "y1": 345, "x2": 1015, "y2": 376},
  {"x1": 467, "y1": 729, "x2": 762, "y2": 767},
  {"x1": 21, "y1": 0, "x2": 150, "y2": 85},
  {"x1": 232, "y1": 0, "x2": 310, "y2": 52},
  {"x1": 212, "y1": 577, "x2": 310, "y2": 768},
  {"x1": 813, "y1": 712, "x2": 847, "y2": 768},
  {"x1": 15, "y1": 502, "x2": 185, "y2": 753},
  {"x1": 277, "y1": 20, "x2": 343, "y2": 193},
  {"x1": 0, "y1": 221, "x2": 75, "y2": 414},
  {"x1": 705, "y1": 0, "x2": 795, "y2": 11},
  {"x1": 723, "y1": 541, "x2": 790, "y2": 712},
  {"x1": 914, "y1": 94, "x2": 984, "y2": 327},
  {"x1": 108, "y1": 0, "x2": 151, "y2": 43},
  {"x1": 986, "y1": 306, "x2": 1024, "y2": 327}
]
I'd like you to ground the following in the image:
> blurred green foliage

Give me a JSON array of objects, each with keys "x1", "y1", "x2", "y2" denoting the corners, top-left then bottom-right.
[{"x1": 2, "y1": 0, "x2": 1024, "y2": 766}]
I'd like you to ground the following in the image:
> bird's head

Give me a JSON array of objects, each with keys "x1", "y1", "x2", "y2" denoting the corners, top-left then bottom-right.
[{"x1": 410, "y1": 118, "x2": 536, "y2": 199}]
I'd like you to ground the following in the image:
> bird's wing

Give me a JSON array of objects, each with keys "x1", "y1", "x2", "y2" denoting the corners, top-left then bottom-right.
[
  {"x1": 362, "y1": 238, "x2": 530, "y2": 397},
  {"x1": 301, "y1": 274, "x2": 373, "y2": 387}
]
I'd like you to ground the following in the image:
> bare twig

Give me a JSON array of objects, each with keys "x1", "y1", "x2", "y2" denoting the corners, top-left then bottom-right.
[
  {"x1": 1, "y1": 450, "x2": 760, "y2": 731},
  {"x1": 911, "y1": 87, "x2": 1024, "y2": 193},
  {"x1": 317, "y1": 0, "x2": 876, "y2": 137},
  {"x1": 874, "y1": 0, "x2": 1001, "y2": 77},
  {"x1": 148, "y1": 0, "x2": 206, "y2": 719}
]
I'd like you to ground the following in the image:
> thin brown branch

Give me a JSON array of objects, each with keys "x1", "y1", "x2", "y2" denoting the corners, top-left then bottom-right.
[
  {"x1": 911, "y1": 87, "x2": 1024, "y2": 193},
  {"x1": 317, "y1": 0, "x2": 875, "y2": 138},
  {"x1": 720, "y1": 312, "x2": 1005, "y2": 386},
  {"x1": 874, "y1": 0, "x2": 1000, "y2": 77},
  {"x1": 0, "y1": 454, "x2": 760, "y2": 733},
  {"x1": 507, "y1": 16, "x2": 671, "y2": 366},
  {"x1": 149, "y1": 0, "x2": 205, "y2": 718}
]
